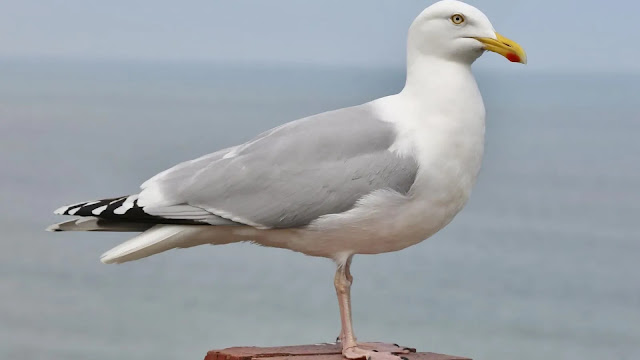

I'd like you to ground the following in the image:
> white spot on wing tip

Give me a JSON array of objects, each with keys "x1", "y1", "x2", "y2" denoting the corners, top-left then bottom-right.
[
  {"x1": 113, "y1": 204, "x2": 131, "y2": 215},
  {"x1": 92, "y1": 205, "x2": 108, "y2": 215},
  {"x1": 113, "y1": 194, "x2": 139, "y2": 215},
  {"x1": 124, "y1": 194, "x2": 139, "y2": 204},
  {"x1": 54, "y1": 205, "x2": 69, "y2": 215}
]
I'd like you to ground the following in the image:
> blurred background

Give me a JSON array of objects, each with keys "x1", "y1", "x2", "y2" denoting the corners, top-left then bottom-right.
[{"x1": 1, "y1": 1, "x2": 638, "y2": 360}]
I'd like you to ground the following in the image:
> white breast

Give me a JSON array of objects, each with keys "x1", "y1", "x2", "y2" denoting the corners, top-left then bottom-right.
[{"x1": 362, "y1": 86, "x2": 486, "y2": 251}]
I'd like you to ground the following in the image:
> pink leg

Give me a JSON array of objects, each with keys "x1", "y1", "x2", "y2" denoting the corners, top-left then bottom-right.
[
  {"x1": 336, "y1": 256, "x2": 354, "y2": 344},
  {"x1": 334, "y1": 258, "x2": 411, "y2": 360}
]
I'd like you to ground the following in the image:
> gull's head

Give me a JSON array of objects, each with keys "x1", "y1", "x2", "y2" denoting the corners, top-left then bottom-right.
[{"x1": 408, "y1": 0, "x2": 526, "y2": 65}]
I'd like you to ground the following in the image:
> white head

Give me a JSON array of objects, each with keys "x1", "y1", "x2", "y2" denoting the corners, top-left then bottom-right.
[{"x1": 408, "y1": 0, "x2": 526, "y2": 65}]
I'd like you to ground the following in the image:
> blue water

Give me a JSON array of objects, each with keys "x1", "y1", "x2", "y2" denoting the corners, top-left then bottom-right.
[{"x1": 1, "y1": 59, "x2": 639, "y2": 360}]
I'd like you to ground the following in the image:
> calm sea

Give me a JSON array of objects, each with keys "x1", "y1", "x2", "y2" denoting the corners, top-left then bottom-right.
[{"x1": 1, "y1": 60, "x2": 638, "y2": 360}]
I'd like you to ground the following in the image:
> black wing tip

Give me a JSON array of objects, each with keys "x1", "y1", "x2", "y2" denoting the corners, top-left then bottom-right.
[
  {"x1": 52, "y1": 195, "x2": 209, "y2": 226},
  {"x1": 53, "y1": 196, "x2": 129, "y2": 216}
]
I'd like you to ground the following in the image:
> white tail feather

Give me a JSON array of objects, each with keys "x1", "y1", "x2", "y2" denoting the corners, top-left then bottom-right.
[{"x1": 100, "y1": 225, "x2": 213, "y2": 264}]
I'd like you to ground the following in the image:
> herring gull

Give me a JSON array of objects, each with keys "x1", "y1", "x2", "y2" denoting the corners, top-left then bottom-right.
[{"x1": 48, "y1": 1, "x2": 526, "y2": 359}]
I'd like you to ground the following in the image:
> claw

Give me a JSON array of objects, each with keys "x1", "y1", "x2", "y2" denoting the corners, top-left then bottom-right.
[{"x1": 343, "y1": 344, "x2": 406, "y2": 360}]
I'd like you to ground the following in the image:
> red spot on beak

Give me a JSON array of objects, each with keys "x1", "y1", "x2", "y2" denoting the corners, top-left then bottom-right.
[{"x1": 506, "y1": 53, "x2": 521, "y2": 63}]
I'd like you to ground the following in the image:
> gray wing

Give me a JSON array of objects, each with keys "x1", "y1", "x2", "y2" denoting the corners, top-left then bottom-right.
[{"x1": 138, "y1": 103, "x2": 419, "y2": 228}]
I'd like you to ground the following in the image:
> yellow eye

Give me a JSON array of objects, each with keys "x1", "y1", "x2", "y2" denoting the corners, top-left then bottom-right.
[{"x1": 451, "y1": 14, "x2": 465, "y2": 25}]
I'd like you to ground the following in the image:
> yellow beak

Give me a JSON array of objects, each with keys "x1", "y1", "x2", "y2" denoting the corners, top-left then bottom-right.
[{"x1": 474, "y1": 32, "x2": 527, "y2": 64}]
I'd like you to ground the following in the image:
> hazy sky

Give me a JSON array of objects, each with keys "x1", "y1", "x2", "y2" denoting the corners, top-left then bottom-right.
[{"x1": 1, "y1": 0, "x2": 638, "y2": 72}]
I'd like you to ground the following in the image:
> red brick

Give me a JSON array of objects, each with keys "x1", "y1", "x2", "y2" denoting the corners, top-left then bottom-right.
[{"x1": 204, "y1": 343, "x2": 469, "y2": 360}]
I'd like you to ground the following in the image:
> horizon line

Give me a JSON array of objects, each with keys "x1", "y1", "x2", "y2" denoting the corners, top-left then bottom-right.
[{"x1": 1, "y1": 55, "x2": 639, "y2": 77}]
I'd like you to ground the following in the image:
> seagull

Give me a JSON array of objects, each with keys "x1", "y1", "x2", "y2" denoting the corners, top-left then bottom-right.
[{"x1": 48, "y1": 1, "x2": 526, "y2": 359}]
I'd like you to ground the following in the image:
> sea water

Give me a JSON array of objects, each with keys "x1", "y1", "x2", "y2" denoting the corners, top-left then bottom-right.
[{"x1": 0, "y1": 60, "x2": 638, "y2": 360}]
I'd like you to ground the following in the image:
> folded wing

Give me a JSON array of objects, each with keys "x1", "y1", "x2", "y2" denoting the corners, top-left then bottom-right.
[{"x1": 136, "y1": 104, "x2": 419, "y2": 228}]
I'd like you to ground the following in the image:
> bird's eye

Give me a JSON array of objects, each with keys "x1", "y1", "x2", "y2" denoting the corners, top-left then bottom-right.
[{"x1": 450, "y1": 14, "x2": 465, "y2": 25}]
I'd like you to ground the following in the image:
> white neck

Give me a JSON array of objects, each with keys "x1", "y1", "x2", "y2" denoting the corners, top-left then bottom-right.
[
  {"x1": 402, "y1": 55, "x2": 478, "y2": 108},
  {"x1": 372, "y1": 53, "x2": 486, "y2": 167}
]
